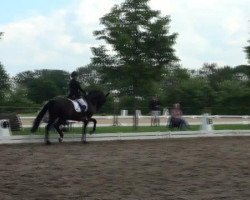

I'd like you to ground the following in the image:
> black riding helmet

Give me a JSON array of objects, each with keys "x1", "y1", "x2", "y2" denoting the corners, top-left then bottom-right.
[{"x1": 71, "y1": 71, "x2": 78, "y2": 78}]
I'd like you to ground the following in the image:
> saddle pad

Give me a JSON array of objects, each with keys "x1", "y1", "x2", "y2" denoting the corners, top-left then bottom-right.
[{"x1": 68, "y1": 99, "x2": 88, "y2": 113}]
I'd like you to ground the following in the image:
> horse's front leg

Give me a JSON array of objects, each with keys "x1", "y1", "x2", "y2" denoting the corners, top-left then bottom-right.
[
  {"x1": 88, "y1": 118, "x2": 97, "y2": 134},
  {"x1": 81, "y1": 120, "x2": 88, "y2": 143}
]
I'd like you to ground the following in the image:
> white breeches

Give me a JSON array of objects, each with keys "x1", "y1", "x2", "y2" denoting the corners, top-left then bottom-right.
[{"x1": 76, "y1": 98, "x2": 88, "y2": 110}]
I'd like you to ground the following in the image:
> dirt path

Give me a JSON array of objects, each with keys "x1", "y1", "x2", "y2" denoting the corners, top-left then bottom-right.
[{"x1": 0, "y1": 137, "x2": 249, "y2": 200}]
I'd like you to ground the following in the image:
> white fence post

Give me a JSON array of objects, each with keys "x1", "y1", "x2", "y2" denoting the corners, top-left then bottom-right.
[
  {"x1": 163, "y1": 108, "x2": 169, "y2": 116},
  {"x1": 120, "y1": 110, "x2": 128, "y2": 116},
  {"x1": 201, "y1": 113, "x2": 213, "y2": 133},
  {"x1": 135, "y1": 110, "x2": 141, "y2": 117}
]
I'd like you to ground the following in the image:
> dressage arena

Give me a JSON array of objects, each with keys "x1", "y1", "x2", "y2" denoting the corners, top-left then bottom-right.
[
  {"x1": 0, "y1": 137, "x2": 249, "y2": 200},
  {"x1": 1, "y1": 115, "x2": 250, "y2": 199}
]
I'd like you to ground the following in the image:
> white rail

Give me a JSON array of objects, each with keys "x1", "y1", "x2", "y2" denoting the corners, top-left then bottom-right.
[
  {"x1": 1, "y1": 130, "x2": 250, "y2": 144},
  {"x1": 20, "y1": 115, "x2": 250, "y2": 119},
  {"x1": 19, "y1": 114, "x2": 250, "y2": 128}
]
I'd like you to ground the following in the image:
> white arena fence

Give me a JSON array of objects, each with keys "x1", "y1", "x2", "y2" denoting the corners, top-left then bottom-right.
[
  {"x1": 19, "y1": 114, "x2": 250, "y2": 128},
  {"x1": 1, "y1": 114, "x2": 250, "y2": 144},
  {"x1": 1, "y1": 130, "x2": 250, "y2": 144}
]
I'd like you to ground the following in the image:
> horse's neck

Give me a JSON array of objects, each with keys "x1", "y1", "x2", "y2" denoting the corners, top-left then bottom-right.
[
  {"x1": 86, "y1": 91, "x2": 103, "y2": 112},
  {"x1": 86, "y1": 97, "x2": 97, "y2": 112}
]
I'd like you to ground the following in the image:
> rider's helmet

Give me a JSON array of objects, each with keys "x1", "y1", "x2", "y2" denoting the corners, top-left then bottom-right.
[{"x1": 70, "y1": 71, "x2": 78, "y2": 78}]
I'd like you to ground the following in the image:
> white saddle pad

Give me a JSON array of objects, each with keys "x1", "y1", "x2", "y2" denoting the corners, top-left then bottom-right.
[{"x1": 68, "y1": 99, "x2": 88, "y2": 113}]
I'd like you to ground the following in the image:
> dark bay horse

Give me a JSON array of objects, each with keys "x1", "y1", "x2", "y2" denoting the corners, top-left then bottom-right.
[{"x1": 31, "y1": 90, "x2": 109, "y2": 144}]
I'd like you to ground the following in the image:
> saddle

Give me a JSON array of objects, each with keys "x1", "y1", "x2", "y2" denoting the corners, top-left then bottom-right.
[{"x1": 68, "y1": 98, "x2": 88, "y2": 113}]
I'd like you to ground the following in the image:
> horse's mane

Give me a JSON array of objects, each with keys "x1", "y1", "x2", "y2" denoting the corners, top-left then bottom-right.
[{"x1": 87, "y1": 90, "x2": 105, "y2": 99}]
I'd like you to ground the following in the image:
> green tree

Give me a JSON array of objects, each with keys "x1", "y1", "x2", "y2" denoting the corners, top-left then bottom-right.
[
  {"x1": 27, "y1": 78, "x2": 60, "y2": 104},
  {"x1": 4, "y1": 87, "x2": 38, "y2": 107},
  {"x1": 0, "y1": 63, "x2": 10, "y2": 105},
  {"x1": 215, "y1": 80, "x2": 250, "y2": 114},
  {"x1": 35, "y1": 69, "x2": 70, "y2": 95},
  {"x1": 199, "y1": 63, "x2": 235, "y2": 90},
  {"x1": 233, "y1": 65, "x2": 250, "y2": 85},
  {"x1": 14, "y1": 70, "x2": 35, "y2": 86},
  {"x1": 15, "y1": 69, "x2": 69, "y2": 93},
  {"x1": 177, "y1": 78, "x2": 214, "y2": 114},
  {"x1": 162, "y1": 71, "x2": 214, "y2": 114},
  {"x1": 76, "y1": 65, "x2": 103, "y2": 90},
  {"x1": 92, "y1": 0, "x2": 178, "y2": 97},
  {"x1": 160, "y1": 66, "x2": 190, "y2": 103},
  {"x1": 0, "y1": 33, "x2": 10, "y2": 104},
  {"x1": 14, "y1": 69, "x2": 70, "y2": 104},
  {"x1": 245, "y1": 40, "x2": 250, "y2": 63}
]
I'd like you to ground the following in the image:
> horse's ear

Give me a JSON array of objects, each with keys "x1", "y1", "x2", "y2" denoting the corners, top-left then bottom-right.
[{"x1": 105, "y1": 92, "x2": 110, "y2": 97}]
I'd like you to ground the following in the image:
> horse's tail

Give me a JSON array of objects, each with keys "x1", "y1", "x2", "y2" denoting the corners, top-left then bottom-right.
[{"x1": 31, "y1": 100, "x2": 53, "y2": 133}]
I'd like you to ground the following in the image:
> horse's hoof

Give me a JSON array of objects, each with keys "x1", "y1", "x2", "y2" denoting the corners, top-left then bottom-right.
[
  {"x1": 46, "y1": 140, "x2": 51, "y2": 145},
  {"x1": 82, "y1": 140, "x2": 88, "y2": 144},
  {"x1": 58, "y1": 137, "x2": 63, "y2": 143}
]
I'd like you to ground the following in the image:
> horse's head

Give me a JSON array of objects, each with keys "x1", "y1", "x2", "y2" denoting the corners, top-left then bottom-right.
[{"x1": 87, "y1": 91, "x2": 109, "y2": 112}]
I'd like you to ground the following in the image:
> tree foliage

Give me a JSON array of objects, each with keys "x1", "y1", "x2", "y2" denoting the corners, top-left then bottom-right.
[
  {"x1": 245, "y1": 40, "x2": 250, "y2": 64},
  {"x1": 198, "y1": 63, "x2": 235, "y2": 90},
  {"x1": 215, "y1": 79, "x2": 250, "y2": 114},
  {"x1": 1, "y1": 63, "x2": 250, "y2": 115},
  {"x1": 0, "y1": 64, "x2": 10, "y2": 104},
  {"x1": 0, "y1": 33, "x2": 10, "y2": 104},
  {"x1": 26, "y1": 78, "x2": 60, "y2": 104},
  {"x1": 76, "y1": 65, "x2": 102, "y2": 88},
  {"x1": 4, "y1": 87, "x2": 38, "y2": 107},
  {"x1": 91, "y1": 0, "x2": 178, "y2": 97},
  {"x1": 14, "y1": 69, "x2": 70, "y2": 104}
]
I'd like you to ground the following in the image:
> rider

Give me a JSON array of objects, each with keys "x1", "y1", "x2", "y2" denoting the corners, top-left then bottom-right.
[{"x1": 67, "y1": 71, "x2": 87, "y2": 117}]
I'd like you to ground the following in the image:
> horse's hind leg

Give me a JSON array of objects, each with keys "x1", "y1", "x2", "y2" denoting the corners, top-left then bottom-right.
[
  {"x1": 45, "y1": 122, "x2": 53, "y2": 145},
  {"x1": 54, "y1": 119, "x2": 65, "y2": 143},
  {"x1": 45, "y1": 118, "x2": 57, "y2": 145}
]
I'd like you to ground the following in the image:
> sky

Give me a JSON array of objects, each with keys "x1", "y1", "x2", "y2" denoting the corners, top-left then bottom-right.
[{"x1": 0, "y1": 0, "x2": 249, "y2": 76}]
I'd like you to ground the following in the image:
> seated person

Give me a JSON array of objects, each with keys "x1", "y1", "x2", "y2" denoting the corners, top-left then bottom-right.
[{"x1": 168, "y1": 103, "x2": 189, "y2": 129}]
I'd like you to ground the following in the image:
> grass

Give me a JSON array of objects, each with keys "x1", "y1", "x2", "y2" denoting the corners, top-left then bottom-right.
[
  {"x1": 214, "y1": 124, "x2": 250, "y2": 130},
  {"x1": 11, "y1": 124, "x2": 250, "y2": 135}
]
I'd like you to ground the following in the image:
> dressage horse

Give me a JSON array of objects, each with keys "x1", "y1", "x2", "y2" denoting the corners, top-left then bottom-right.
[{"x1": 31, "y1": 90, "x2": 109, "y2": 144}]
